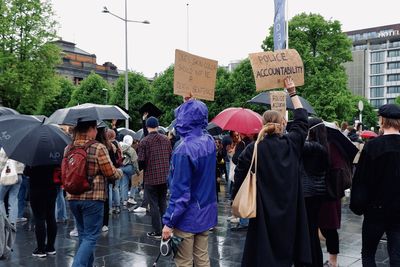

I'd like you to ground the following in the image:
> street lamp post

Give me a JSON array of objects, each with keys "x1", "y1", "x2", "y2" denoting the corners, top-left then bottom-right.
[
  {"x1": 102, "y1": 2, "x2": 149, "y2": 128},
  {"x1": 102, "y1": 88, "x2": 108, "y2": 104}
]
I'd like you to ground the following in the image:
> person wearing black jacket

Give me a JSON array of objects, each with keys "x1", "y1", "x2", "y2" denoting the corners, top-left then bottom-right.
[
  {"x1": 297, "y1": 118, "x2": 330, "y2": 267},
  {"x1": 25, "y1": 165, "x2": 58, "y2": 258},
  {"x1": 350, "y1": 104, "x2": 400, "y2": 266}
]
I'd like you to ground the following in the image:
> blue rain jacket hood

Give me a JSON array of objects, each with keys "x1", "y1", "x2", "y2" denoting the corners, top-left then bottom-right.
[{"x1": 163, "y1": 100, "x2": 218, "y2": 233}]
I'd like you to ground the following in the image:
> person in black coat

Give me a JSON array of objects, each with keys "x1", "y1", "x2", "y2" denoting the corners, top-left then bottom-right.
[
  {"x1": 350, "y1": 104, "x2": 400, "y2": 266},
  {"x1": 232, "y1": 78, "x2": 312, "y2": 267},
  {"x1": 297, "y1": 117, "x2": 330, "y2": 267}
]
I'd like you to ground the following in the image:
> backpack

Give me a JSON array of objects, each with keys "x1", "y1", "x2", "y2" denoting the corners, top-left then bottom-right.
[
  {"x1": 61, "y1": 140, "x2": 97, "y2": 195},
  {"x1": 112, "y1": 140, "x2": 123, "y2": 168}
]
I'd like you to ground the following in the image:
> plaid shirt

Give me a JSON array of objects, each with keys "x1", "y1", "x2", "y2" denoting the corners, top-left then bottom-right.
[
  {"x1": 138, "y1": 132, "x2": 172, "y2": 185},
  {"x1": 66, "y1": 134, "x2": 122, "y2": 202}
]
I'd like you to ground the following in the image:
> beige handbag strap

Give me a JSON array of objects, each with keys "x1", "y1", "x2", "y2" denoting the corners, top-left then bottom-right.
[{"x1": 247, "y1": 127, "x2": 268, "y2": 175}]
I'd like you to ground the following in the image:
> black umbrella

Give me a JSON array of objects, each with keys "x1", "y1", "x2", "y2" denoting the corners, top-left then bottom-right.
[
  {"x1": 0, "y1": 115, "x2": 71, "y2": 166},
  {"x1": 0, "y1": 107, "x2": 19, "y2": 116},
  {"x1": 139, "y1": 102, "x2": 163, "y2": 118},
  {"x1": 167, "y1": 119, "x2": 176, "y2": 132},
  {"x1": 323, "y1": 122, "x2": 359, "y2": 162},
  {"x1": 117, "y1": 127, "x2": 136, "y2": 138},
  {"x1": 47, "y1": 103, "x2": 130, "y2": 125},
  {"x1": 248, "y1": 92, "x2": 316, "y2": 115},
  {"x1": 207, "y1": 122, "x2": 223, "y2": 136},
  {"x1": 133, "y1": 129, "x2": 144, "y2": 141}
]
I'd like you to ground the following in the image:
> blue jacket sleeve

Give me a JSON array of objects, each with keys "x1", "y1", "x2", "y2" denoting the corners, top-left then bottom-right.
[{"x1": 162, "y1": 153, "x2": 192, "y2": 228}]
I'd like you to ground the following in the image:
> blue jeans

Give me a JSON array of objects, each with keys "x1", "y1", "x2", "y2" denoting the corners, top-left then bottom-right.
[
  {"x1": 240, "y1": 218, "x2": 249, "y2": 227},
  {"x1": 0, "y1": 175, "x2": 22, "y2": 224},
  {"x1": 120, "y1": 165, "x2": 133, "y2": 203},
  {"x1": 69, "y1": 200, "x2": 104, "y2": 267},
  {"x1": 110, "y1": 180, "x2": 121, "y2": 208},
  {"x1": 18, "y1": 174, "x2": 29, "y2": 218},
  {"x1": 55, "y1": 186, "x2": 68, "y2": 221}
]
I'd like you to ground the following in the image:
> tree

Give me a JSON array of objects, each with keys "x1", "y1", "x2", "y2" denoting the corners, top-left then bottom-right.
[
  {"x1": 0, "y1": 0, "x2": 60, "y2": 114},
  {"x1": 40, "y1": 77, "x2": 75, "y2": 116},
  {"x1": 69, "y1": 72, "x2": 110, "y2": 106},
  {"x1": 151, "y1": 66, "x2": 182, "y2": 126},
  {"x1": 109, "y1": 72, "x2": 152, "y2": 130},
  {"x1": 261, "y1": 13, "x2": 356, "y2": 123}
]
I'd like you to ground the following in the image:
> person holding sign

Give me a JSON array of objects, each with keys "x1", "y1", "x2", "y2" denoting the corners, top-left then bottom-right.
[{"x1": 232, "y1": 77, "x2": 312, "y2": 266}]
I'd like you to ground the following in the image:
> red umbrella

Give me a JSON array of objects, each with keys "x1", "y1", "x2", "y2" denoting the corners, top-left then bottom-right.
[
  {"x1": 211, "y1": 108, "x2": 263, "y2": 135},
  {"x1": 360, "y1": 130, "x2": 378, "y2": 139}
]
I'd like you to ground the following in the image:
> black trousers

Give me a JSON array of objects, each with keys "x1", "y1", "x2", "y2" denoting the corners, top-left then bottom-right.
[
  {"x1": 145, "y1": 184, "x2": 167, "y2": 233},
  {"x1": 362, "y1": 209, "x2": 400, "y2": 267},
  {"x1": 30, "y1": 190, "x2": 57, "y2": 251},
  {"x1": 320, "y1": 228, "x2": 339, "y2": 255}
]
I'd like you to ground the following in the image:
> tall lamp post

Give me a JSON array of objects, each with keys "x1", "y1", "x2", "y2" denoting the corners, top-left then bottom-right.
[
  {"x1": 102, "y1": 3, "x2": 149, "y2": 128},
  {"x1": 102, "y1": 88, "x2": 108, "y2": 104}
]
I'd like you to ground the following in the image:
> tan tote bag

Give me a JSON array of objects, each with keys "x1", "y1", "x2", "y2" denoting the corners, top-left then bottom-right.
[{"x1": 232, "y1": 140, "x2": 258, "y2": 218}]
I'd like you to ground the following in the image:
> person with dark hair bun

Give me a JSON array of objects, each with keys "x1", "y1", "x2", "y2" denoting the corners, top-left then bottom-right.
[{"x1": 232, "y1": 77, "x2": 312, "y2": 267}]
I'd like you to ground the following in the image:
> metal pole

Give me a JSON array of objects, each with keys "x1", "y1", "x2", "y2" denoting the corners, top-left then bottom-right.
[
  {"x1": 286, "y1": 0, "x2": 289, "y2": 49},
  {"x1": 187, "y1": 3, "x2": 189, "y2": 52},
  {"x1": 124, "y1": 0, "x2": 129, "y2": 128}
]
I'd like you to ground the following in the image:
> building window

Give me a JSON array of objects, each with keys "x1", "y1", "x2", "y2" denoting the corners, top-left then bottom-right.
[
  {"x1": 370, "y1": 87, "x2": 384, "y2": 98},
  {"x1": 387, "y1": 86, "x2": 400, "y2": 94},
  {"x1": 388, "y1": 50, "x2": 400, "y2": 58},
  {"x1": 371, "y1": 51, "x2": 385, "y2": 62},
  {"x1": 387, "y1": 98, "x2": 396, "y2": 104},
  {"x1": 388, "y1": 62, "x2": 400, "y2": 70},
  {"x1": 389, "y1": 41, "x2": 400, "y2": 48},
  {"x1": 371, "y1": 64, "x2": 384, "y2": 74},
  {"x1": 387, "y1": 74, "x2": 400, "y2": 82},
  {"x1": 370, "y1": 75, "x2": 384, "y2": 86},
  {"x1": 370, "y1": 99, "x2": 385, "y2": 108}
]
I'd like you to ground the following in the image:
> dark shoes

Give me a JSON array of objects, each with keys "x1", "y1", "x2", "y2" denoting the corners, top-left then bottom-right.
[
  {"x1": 230, "y1": 224, "x2": 248, "y2": 232},
  {"x1": 32, "y1": 248, "x2": 47, "y2": 258},
  {"x1": 146, "y1": 232, "x2": 162, "y2": 239}
]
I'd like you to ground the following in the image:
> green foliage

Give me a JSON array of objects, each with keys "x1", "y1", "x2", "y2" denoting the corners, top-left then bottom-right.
[
  {"x1": 261, "y1": 13, "x2": 357, "y2": 123},
  {"x1": 109, "y1": 72, "x2": 152, "y2": 130},
  {"x1": 0, "y1": 0, "x2": 60, "y2": 114},
  {"x1": 396, "y1": 96, "x2": 400, "y2": 106},
  {"x1": 40, "y1": 77, "x2": 75, "y2": 116},
  {"x1": 151, "y1": 66, "x2": 182, "y2": 126},
  {"x1": 69, "y1": 72, "x2": 110, "y2": 106}
]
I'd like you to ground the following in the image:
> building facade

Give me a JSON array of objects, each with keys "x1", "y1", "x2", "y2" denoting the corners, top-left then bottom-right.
[
  {"x1": 54, "y1": 40, "x2": 120, "y2": 85},
  {"x1": 345, "y1": 24, "x2": 400, "y2": 108}
]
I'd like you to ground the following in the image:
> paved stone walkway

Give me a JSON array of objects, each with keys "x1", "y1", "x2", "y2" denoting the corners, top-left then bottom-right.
[{"x1": 0, "y1": 190, "x2": 390, "y2": 266}]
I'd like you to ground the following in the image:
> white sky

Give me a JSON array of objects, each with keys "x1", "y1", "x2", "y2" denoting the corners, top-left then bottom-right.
[{"x1": 51, "y1": 0, "x2": 400, "y2": 77}]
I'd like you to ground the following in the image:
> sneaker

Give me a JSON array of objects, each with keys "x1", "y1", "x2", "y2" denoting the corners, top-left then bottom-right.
[
  {"x1": 16, "y1": 217, "x2": 28, "y2": 223},
  {"x1": 32, "y1": 248, "x2": 47, "y2": 258},
  {"x1": 133, "y1": 207, "x2": 147, "y2": 213},
  {"x1": 102, "y1": 225, "x2": 109, "y2": 232},
  {"x1": 226, "y1": 216, "x2": 235, "y2": 221},
  {"x1": 123, "y1": 201, "x2": 128, "y2": 206},
  {"x1": 127, "y1": 198, "x2": 137, "y2": 205},
  {"x1": 45, "y1": 247, "x2": 56, "y2": 255},
  {"x1": 69, "y1": 228, "x2": 79, "y2": 237},
  {"x1": 146, "y1": 232, "x2": 161, "y2": 239},
  {"x1": 230, "y1": 217, "x2": 240, "y2": 224},
  {"x1": 114, "y1": 207, "x2": 121, "y2": 214},
  {"x1": 323, "y1": 261, "x2": 338, "y2": 267}
]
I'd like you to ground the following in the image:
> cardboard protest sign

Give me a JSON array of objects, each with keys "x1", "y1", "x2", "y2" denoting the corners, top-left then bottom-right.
[
  {"x1": 249, "y1": 49, "x2": 304, "y2": 91},
  {"x1": 174, "y1": 49, "x2": 218, "y2": 101},
  {"x1": 270, "y1": 91, "x2": 287, "y2": 118}
]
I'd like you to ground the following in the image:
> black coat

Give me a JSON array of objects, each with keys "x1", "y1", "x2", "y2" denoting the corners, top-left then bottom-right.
[
  {"x1": 233, "y1": 108, "x2": 312, "y2": 267},
  {"x1": 350, "y1": 134, "x2": 400, "y2": 221}
]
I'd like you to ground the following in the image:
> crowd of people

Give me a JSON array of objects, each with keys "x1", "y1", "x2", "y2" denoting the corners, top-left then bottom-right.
[{"x1": 0, "y1": 77, "x2": 399, "y2": 267}]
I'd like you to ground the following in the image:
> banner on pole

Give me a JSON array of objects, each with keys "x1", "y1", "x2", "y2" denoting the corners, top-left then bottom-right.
[
  {"x1": 249, "y1": 49, "x2": 304, "y2": 91},
  {"x1": 274, "y1": 0, "x2": 286, "y2": 51},
  {"x1": 173, "y1": 49, "x2": 218, "y2": 101}
]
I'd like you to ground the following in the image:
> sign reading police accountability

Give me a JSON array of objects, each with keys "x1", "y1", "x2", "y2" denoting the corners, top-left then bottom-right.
[
  {"x1": 270, "y1": 91, "x2": 287, "y2": 118},
  {"x1": 249, "y1": 49, "x2": 304, "y2": 91},
  {"x1": 174, "y1": 49, "x2": 218, "y2": 101}
]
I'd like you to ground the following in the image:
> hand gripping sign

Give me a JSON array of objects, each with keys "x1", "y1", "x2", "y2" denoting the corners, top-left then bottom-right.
[{"x1": 249, "y1": 49, "x2": 304, "y2": 91}]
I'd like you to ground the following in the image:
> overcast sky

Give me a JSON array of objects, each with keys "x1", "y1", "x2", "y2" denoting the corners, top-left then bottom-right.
[{"x1": 51, "y1": 0, "x2": 399, "y2": 77}]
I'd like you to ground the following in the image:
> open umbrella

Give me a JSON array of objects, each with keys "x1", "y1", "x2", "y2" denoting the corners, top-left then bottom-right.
[
  {"x1": 0, "y1": 115, "x2": 71, "y2": 166},
  {"x1": 248, "y1": 92, "x2": 316, "y2": 115},
  {"x1": 0, "y1": 107, "x2": 19, "y2": 116},
  {"x1": 211, "y1": 108, "x2": 263, "y2": 135},
  {"x1": 139, "y1": 102, "x2": 163, "y2": 118},
  {"x1": 324, "y1": 121, "x2": 359, "y2": 162},
  {"x1": 206, "y1": 122, "x2": 223, "y2": 136},
  {"x1": 133, "y1": 129, "x2": 144, "y2": 141},
  {"x1": 117, "y1": 127, "x2": 136, "y2": 138},
  {"x1": 360, "y1": 130, "x2": 378, "y2": 139},
  {"x1": 167, "y1": 119, "x2": 176, "y2": 132},
  {"x1": 47, "y1": 103, "x2": 130, "y2": 125}
]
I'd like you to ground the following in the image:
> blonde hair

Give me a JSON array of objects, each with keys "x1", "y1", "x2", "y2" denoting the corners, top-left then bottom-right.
[{"x1": 262, "y1": 110, "x2": 284, "y2": 136}]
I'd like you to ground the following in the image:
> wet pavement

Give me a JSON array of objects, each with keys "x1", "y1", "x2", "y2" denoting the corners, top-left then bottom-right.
[{"x1": 0, "y1": 188, "x2": 390, "y2": 267}]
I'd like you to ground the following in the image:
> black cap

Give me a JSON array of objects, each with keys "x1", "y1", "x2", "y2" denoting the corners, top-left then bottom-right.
[{"x1": 378, "y1": 104, "x2": 400, "y2": 119}]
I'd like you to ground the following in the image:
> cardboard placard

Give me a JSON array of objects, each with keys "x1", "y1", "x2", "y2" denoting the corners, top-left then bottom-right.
[
  {"x1": 131, "y1": 170, "x2": 143, "y2": 187},
  {"x1": 249, "y1": 49, "x2": 304, "y2": 91},
  {"x1": 174, "y1": 49, "x2": 218, "y2": 101},
  {"x1": 270, "y1": 91, "x2": 287, "y2": 118}
]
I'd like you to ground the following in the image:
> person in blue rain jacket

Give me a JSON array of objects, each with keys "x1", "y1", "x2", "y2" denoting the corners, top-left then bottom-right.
[{"x1": 162, "y1": 99, "x2": 217, "y2": 267}]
